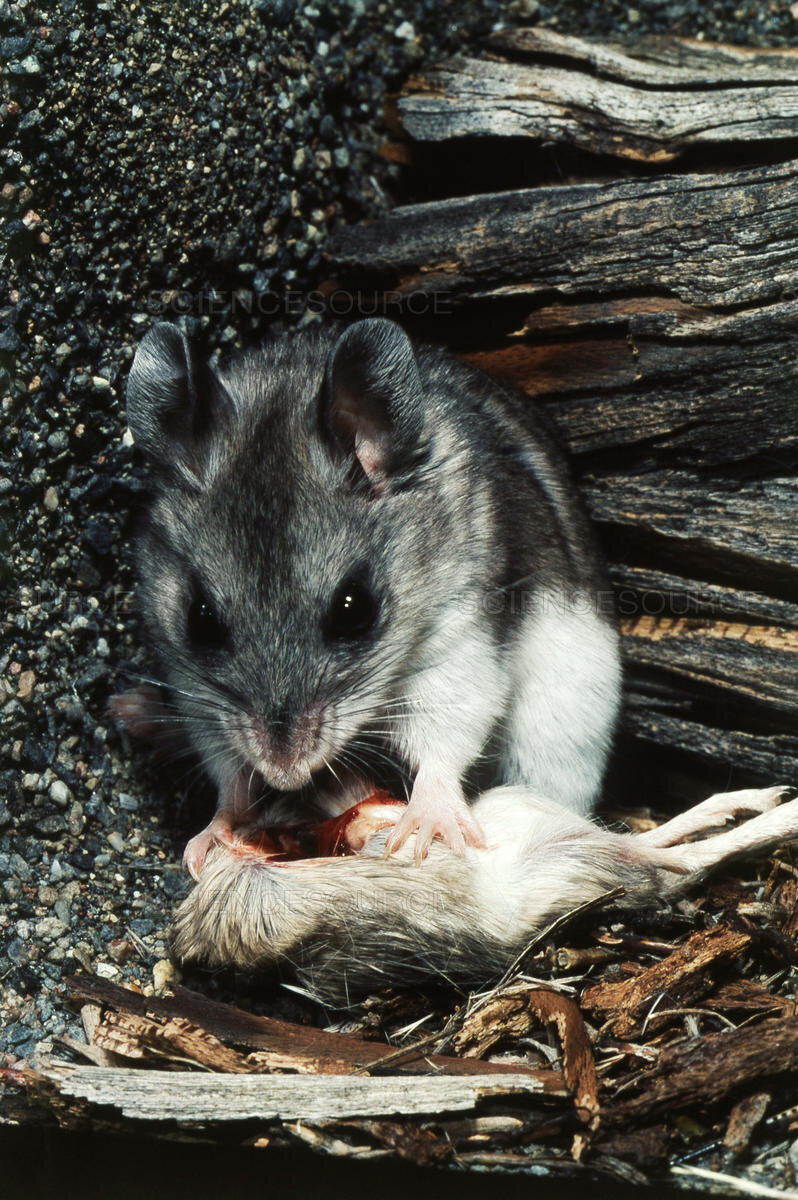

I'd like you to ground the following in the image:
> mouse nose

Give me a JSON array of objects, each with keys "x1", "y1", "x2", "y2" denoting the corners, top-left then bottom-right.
[
  {"x1": 269, "y1": 703, "x2": 294, "y2": 750},
  {"x1": 263, "y1": 701, "x2": 323, "y2": 751},
  {"x1": 247, "y1": 703, "x2": 326, "y2": 790}
]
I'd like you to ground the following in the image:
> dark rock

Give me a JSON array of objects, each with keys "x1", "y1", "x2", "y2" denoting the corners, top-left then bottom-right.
[
  {"x1": 82, "y1": 519, "x2": 114, "y2": 556},
  {"x1": 22, "y1": 735, "x2": 54, "y2": 772},
  {"x1": 0, "y1": 327, "x2": 20, "y2": 353},
  {"x1": 0, "y1": 37, "x2": 31, "y2": 59},
  {"x1": 32, "y1": 813, "x2": 67, "y2": 837}
]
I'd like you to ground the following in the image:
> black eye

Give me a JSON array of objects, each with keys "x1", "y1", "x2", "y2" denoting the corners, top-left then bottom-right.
[
  {"x1": 187, "y1": 591, "x2": 228, "y2": 651},
  {"x1": 325, "y1": 578, "x2": 378, "y2": 642}
]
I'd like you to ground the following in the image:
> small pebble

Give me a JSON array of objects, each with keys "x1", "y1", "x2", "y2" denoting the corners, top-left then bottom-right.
[
  {"x1": 152, "y1": 959, "x2": 180, "y2": 992},
  {"x1": 17, "y1": 671, "x2": 36, "y2": 703},
  {"x1": 49, "y1": 780, "x2": 72, "y2": 807},
  {"x1": 95, "y1": 962, "x2": 121, "y2": 981}
]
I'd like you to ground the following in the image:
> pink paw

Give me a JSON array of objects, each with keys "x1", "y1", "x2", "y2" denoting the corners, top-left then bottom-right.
[
  {"x1": 109, "y1": 685, "x2": 163, "y2": 739},
  {"x1": 183, "y1": 818, "x2": 235, "y2": 881},
  {"x1": 384, "y1": 792, "x2": 486, "y2": 863}
]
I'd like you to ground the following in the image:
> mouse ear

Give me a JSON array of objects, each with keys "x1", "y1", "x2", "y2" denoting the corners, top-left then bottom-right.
[
  {"x1": 324, "y1": 318, "x2": 425, "y2": 489},
  {"x1": 126, "y1": 323, "x2": 232, "y2": 486}
]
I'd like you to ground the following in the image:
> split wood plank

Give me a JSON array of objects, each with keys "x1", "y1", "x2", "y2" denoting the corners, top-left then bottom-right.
[
  {"x1": 63, "y1": 976, "x2": 568, "y2": 1089},
  {"x1": 583, "y1": 475, "x2": 798, "y2": 595},
  {"x1": 619, "y1": 706, "x2": 798, "y2": 781},
  {"x1": 38, "y1": 1061, "x2": 557, "y2": 1123},
  {"x1": 328, "y1": 162, "x2": 798, "y2": 308},
  {"x1": 488, "y1": 28, "x2": 798, "y2": 87},
  {"x1": 619, "y1": 614, "x2": 798, "y2": 716},
  {"x1": 461, "y1": 300, "x2": 798, "y2": 472},
  {"x1": 609, "y1": 567, "x2": 798, "y2": 631},
  {"x1": 396, "y1": 30, "x2": 798, "y2": 162}
]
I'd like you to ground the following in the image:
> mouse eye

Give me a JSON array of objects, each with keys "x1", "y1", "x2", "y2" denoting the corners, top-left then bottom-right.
[
  {"x1": 187, "y1": 591, "x2": 228, "y2": 651},
  {"x1": 324, "y1": 577, "x2": 378, "y2": 642}
]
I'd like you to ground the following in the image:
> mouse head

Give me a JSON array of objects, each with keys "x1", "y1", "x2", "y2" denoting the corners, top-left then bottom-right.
[{"x1": 126, "y1": 319, "x2": 461, "y2": 792}]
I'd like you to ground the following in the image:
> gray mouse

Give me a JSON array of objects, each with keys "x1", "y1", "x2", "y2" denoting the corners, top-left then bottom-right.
[{"x1": 115, "y1": 317, "x2": 621, "y2": 878}]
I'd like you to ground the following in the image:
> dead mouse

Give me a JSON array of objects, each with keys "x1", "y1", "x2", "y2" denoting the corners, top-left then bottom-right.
[
  {"x1": 115, "y1": 317, "x2": 621, "y2": 877},
  {"x1": 172, "y1": 783, "x2": 798, "y2": 1002}
]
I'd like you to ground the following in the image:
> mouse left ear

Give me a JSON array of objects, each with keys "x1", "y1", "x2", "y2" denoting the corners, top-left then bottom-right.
[
  {"x1": 126, "y1": 322, "x2": 234, "y2": 488},
  {"x1": 324, "y1": 318, "x2": 425, "y2": 490}
]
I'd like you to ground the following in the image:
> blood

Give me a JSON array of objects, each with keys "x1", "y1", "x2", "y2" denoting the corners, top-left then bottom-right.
[
  {"x1": 232, "y1": 790, "x2": 402, "y2": 862},
  {"x1": 315, "y1": 789, "x2": 397, "y2": 856}
]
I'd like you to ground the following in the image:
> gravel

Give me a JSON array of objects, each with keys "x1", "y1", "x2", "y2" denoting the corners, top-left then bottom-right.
[{"x1": 2, "y1": 0, "x2": 798, "y2": 1061}]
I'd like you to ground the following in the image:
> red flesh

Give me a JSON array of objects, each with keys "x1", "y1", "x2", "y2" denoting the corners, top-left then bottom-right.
[{"x1": 231, "y1": 791, "x2": 402, "y2": 863}]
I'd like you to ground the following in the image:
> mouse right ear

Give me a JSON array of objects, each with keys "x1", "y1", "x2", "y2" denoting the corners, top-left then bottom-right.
[
  {"x1": 324, "y1": 318, "x2": 426, "y2": 491},
  {"x1": 126, "y1": 323, "x2": 231, "y2": 486}
]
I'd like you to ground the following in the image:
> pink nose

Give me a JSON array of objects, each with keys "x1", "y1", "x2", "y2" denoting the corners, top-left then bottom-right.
[{"x1": 250, "y1": 705, "x2": 323, "y2": 771}]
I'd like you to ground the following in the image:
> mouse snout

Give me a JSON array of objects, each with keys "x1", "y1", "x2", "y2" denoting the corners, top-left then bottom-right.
[{"x1": 245, "y1": 703, "x2": 326, "y2": 790}]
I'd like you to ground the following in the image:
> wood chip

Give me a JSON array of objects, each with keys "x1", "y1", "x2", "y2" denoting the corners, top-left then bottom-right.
[
  {"x1": 724, "y1": 1092, "x2": 770, "y2": 1155},
  {"x1": 453, "y1": 984, "x2": 599, "y2": 1131},
  {"x1": 581, "y1": 926, "x2": 752, "y2": 1037},
  {"x1": 93, "y1": 1012, "x2": 251, "y2": 1072}
]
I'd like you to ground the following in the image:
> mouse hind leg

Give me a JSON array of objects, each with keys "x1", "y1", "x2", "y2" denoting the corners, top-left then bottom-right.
[
  {"x1": 109, "y1": 683, "x2": 166, "y2": 740},
  {"x1": 498, "y1": 591, "x2": 621, "y2": 816}
]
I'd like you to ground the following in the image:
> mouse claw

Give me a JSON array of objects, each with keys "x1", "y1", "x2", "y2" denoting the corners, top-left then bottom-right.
[{"x1": 384, "y1": 790, "x2": 485, "y2": 863}]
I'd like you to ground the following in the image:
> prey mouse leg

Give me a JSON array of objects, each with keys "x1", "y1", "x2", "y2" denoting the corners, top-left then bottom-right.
[
  {"x1": 636, "y1": 785, "x2": 789, "y2": 849},
  {"x1": 183, "y1": 769, "x2": 256, "y2": 881},
  {"x1": 648, "y1": 792, "x2": 798, "y2": 878},
  {"x1": 384, "y1": 760, "x2": 486, "y2": 862}
]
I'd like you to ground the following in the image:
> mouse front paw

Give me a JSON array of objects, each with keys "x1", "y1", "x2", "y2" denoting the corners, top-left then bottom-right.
[
  {"x1": 384, "y1": 786, "x2": 485, "y2": 863},
  {"x1": 183, "y1": 817, "x2": 236, "y2": 881}
]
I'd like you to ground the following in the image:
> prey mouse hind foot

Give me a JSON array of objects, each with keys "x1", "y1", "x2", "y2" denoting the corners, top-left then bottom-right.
[
  {"x1": 644, "y1": 786, "x2": 798, "y2": 880},
  {"x1": 635, "y1": 785, "x2": 790, "y2": 850}
]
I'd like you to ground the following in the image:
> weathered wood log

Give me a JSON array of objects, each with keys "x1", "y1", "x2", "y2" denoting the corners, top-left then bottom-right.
[
  {"x1": 330, "y1": 164, "x2": 798, "y2": 308},
  {"x1": 611, "y1": 567, "x2": 798, "y2": 777},
  {"x1": 610, "y1": 567, "x2": 798, "y2": 628},
  {"x1": 465, "y1": 302, "x2": 798, "y2": 474},
  {"x1": 327, "y1": 43, "x2": 798, "y2": 786},
  {"x1": 584, "y1": 475, "x2": 798, "y2": 594},
  {"x1": 489, "y1": 27, "x2": 798, "y2": 86},
  {"x1": 396, "y1": 29, "x2": 798, "y2": 162},
  {"x1": 63, "y1": 976, "x2": 568, "y2": 1087},
  {"x1": 35, "y1": 1059, "x2": 557, "y2": 1123}
]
